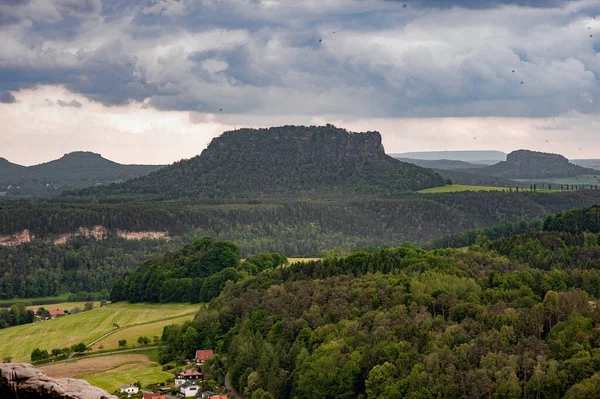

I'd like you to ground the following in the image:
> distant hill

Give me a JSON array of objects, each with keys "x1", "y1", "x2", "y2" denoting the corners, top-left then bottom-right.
[
  {"x1": 572, "y1": 159, "x2": 600, "y2": 171},
  {"x1": 393, "y1": 157, "x2": 487, "y2": 170},
  {"x1": 0, "y1": 152, "x2": 165, "y2": 198},
  {"x1": 65, "y1": 125, "x2": 446, "y2": 200},
  {"x1": 390, "y1": 150, "x2": 506, "y2": 163},
  {"x1": 477, "y1": 150, "x2": 596, "y2": 179}
]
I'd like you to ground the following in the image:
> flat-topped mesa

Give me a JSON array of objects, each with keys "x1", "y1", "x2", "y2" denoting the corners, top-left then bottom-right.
[
  {"x1": 0, "y1": 363, "x2": 116, "y2": 399},
  {"x1": 202, "y1": 126, "x2": 386, "y2": 163},
  {"x1": 65, "y1": 124, "x2": 446, "y2": 199},
  {"x1": 506, "y1": 150, "x2": 569, "y2": 168},
  {"x1": 481, "y1": 149, "x2": 595, "y2": 179}
]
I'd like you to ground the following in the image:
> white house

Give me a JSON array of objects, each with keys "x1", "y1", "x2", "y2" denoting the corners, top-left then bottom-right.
[
  {"x1": 175, "y1": 368, "x2": 203, "y2": 386},
  {"x1": 180, "y1": 381, "x2": 200, "y2": 397},
  {"x1": 119, "y1": 385, "x2": 139, "y2": 396}
]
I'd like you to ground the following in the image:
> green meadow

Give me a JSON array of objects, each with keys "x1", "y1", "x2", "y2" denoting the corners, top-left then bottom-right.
[{"x1": 0, "y1": 302, "x2": 198, "y2": 362}]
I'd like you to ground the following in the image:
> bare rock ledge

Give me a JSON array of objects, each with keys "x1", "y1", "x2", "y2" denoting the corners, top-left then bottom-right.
[{"x1": 0, "y1": 363, "x2": 117, "y2": 399}]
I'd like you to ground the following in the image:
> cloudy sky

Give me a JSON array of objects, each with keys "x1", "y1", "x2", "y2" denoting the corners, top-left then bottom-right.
[{"x1": 1, "y1": 0, "x2": 599, "y2": 165}]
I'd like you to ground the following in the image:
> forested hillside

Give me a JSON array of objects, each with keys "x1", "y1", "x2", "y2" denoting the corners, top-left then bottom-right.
[
  {"x1": 0, "y1": 152, "x2": 163, "y2": 198},
  {"x1": 156, "y1": 206, "x2": 600, "y2": 398},
  {"x1": 64, "y1": 125, "x2": 446, "y2": 200},
  {"x1": 2, "y1": 192, "x2": 600, "y2": 301}
]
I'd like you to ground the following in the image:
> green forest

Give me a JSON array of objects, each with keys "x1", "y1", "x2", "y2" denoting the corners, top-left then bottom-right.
[
  {"x1": 2, "y1": 192, "x2": 600, "y2": 300},
  {"x1": 150, "y1": 205, "x2": 600, "y2": 398}
]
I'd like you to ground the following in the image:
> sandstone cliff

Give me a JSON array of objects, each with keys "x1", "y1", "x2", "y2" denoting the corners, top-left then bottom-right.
[{"x1": 0, "y1": 363, "x2": 116, "y2": 399}]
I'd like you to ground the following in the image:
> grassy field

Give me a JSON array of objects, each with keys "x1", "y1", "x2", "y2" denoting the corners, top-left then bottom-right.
[
  {"x1": 0, "y1": 293, "x2": 70, "y2": 307},
  {"x1": 0, "y1": 192, "x2": 5, "y2": 197},
  {"x1": 27, "y1": 301, "x2": 101, "y2": 312},
  {"x1": 94, "y1": 313, "x2": 195, "y2": 350},
  {"x1": 419, "y1": 185, "x2": 510, "y2": 193},
  {"x1": 40, "y1": 351, "x2": 172, "y2": 393},
  {"x1": 0, "y1": 302, "x2": 199, "y2": 362},
  {"x1": 513, "y1": 174, "x2": 600, "y2": 186},
  {"x1": 288, "y1": 257, "x2": 322, "y2": 263}
]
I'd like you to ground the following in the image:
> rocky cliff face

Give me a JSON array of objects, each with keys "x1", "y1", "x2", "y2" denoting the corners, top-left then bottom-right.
[
  {"x1": 481, "y1": 150, "x2": 595, "y2": 179},
  {"x1": 202, "y1": 125, "x2": 387, "y2": 164},
  {"x1": 0, "y1": 363, "x2": 116, "y2": 399}
]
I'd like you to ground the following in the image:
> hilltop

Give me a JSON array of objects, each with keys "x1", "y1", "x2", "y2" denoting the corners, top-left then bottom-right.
[
  {"x1": 0, "y1": 152, "x2": 164, "y2": 198},
  {"x1": 65, "y1": 125, "x2": 446, "y2": 200},
  {"x1": 479, "y1": 149, "x2": 596, "y2": 179}
]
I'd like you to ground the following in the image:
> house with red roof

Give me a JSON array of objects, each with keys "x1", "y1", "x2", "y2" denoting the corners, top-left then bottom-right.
[
  {"x1": 195, "y1": 349, "x2": 214, "y2": 364},
  {"x1": 142, "y1": 393, "x2": 165, "y2": 399},
  {"x1": 47, "y1": 309, "x2": 65, "y2": 319},
  {"x1": 175, "y1": 368, "x2": 203, "y2": 386}
]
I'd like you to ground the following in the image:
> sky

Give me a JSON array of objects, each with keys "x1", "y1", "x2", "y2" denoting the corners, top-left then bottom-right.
[{"x1": 0, "y1": 0, "x2": 599, "y2": 165}]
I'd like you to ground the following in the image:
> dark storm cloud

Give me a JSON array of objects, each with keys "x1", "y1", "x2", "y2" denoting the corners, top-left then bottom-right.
[
  {"x1": 0, "y1": 0, "x2": 598, "y2": 118},
  {"x1": 0, "y1": 91, "x2": 16, "y2": 103}
]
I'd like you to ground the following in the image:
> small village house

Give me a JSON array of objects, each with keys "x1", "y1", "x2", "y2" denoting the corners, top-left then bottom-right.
[
  {"x1": 175, "y1": 368, "x2": 203, "y2": 386},
  {"x1": 180, "y1": 381, "x2": 200, "y2": 397},
  {"x1": 142, "y1": 393, "x2": 166, "y2": 399},
  {"x1": 195, "y1": 349, "x2": 214, "y2": 365},
  {"x1": 47, "y1": 309, "x2": 65, "y2": 319},
  {"x1": 119, "y1": 385, "x2": 139, "y2": 396}
]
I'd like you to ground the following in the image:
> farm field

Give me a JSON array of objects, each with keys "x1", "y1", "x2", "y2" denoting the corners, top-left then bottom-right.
[
  {"x1": 40, "y1": 352, "x2": 172, "y2": 393},
  {"x1": 0, "y1": 192, "x2": 5, "y2": 196},
  {"x1": 288, "y1": 257, "x2": 322, "y2": 263},
  {"x1": 513, "y1": 174, "x2": 600, "y2": 186},
  {"x1": 419, "y1": 185, "x2": 509, "y2": 193},
  {"x1": 0, "y1": 302, "x2": 198, "y2": 362},
  {"x1": 27, "y1": 301, "x2": 100, "y2": 312},
  {"x1": 0, "y1": 293, "x2": 70, "y2": 307},
  {"x1": 94, "y1": 313, "x2": 196, "y2": 350}
]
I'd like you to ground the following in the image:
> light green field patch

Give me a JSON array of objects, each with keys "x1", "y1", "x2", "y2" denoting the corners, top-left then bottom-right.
[
  {"x1": 0, "y1": 192, "x2": 5, "y2": 197},
  {"x1": 79, "y1": 360, "x2": 173, "y2": 393},
  {"x1": 40, "y1": 351, "x2": 172, "y2": 393},
  {"x1": 0, "y1": 302, "x2": 199, "y2": 362},
  {"x1": 94, "y1": 313, "x2": 196, "y2": 350},
  {"x1": 419, "y1": 185, "x2": 510, "y2": 193},
  {"x1": 27, "y1": 302, "x2": 101, "y2": 312},
  {"x1": 288, "y1": 258, "x2": 322, "y2": 263}
]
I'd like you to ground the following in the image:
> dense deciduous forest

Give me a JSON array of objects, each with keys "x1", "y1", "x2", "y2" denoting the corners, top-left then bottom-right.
[
  {"x1": 154, "y1": 206, "x2": 600, "y2": 398},
  {"x1": 112, "y1": 239, "x2": 290, "y2": 304},
  {"x1": 0, "y1": 303, "x2": 34, "y2": 330}
]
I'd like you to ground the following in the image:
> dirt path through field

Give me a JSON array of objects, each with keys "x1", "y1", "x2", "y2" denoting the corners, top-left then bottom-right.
[{"x1": 40, "y1": 354, "x2": 152, "y2": 378}]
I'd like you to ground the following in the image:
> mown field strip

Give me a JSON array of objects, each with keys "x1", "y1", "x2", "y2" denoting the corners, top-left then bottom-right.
[{"x1": 0, "y1": 302, "x2": 199, "y2": 362}]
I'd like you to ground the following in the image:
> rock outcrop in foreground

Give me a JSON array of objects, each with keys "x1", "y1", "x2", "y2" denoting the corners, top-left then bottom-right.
[{"x1": 0, "y1": 363, "x2": 116, "y2": 399}]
